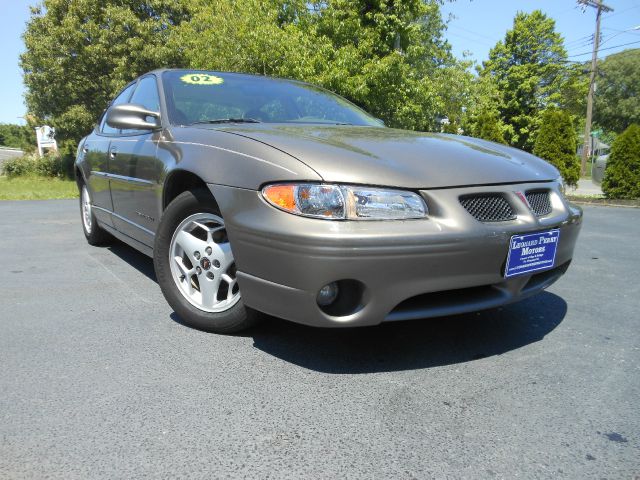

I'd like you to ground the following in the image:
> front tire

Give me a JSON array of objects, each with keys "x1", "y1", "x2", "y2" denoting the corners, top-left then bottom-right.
[{"x1": 154, "y1": 189, "x2": 258, "y2": 333}]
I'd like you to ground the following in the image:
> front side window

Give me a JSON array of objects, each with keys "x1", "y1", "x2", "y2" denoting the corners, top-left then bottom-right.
[
  {"x1": 162, "y1": 71, "x2": 380, "y2": 127},
  {"x1": 120, "y1": 76, "x2": 161, "y2": 135},
  {"x1": 129, "y1": 76, "x2": 160, "y2": 112},
  {"x1": 100, "y1": 83, "x2": 136, "y2": 135}
]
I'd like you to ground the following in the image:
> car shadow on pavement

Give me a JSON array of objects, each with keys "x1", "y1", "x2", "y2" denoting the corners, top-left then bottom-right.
[
  {"x1": 104, "y1": 241, "x2": 567, "y2": 374},
  {"x1": 107, "y1": 243, "x2": 157, "y2": 282},
  {"x1": 249, "y1": 292, "x2": 567, "y2": 374}
]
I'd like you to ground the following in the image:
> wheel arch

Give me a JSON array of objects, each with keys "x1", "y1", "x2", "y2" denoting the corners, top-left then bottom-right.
[
  {"x1": 74, "y1": 166, "x2": 85, "y2": 188},
  {"x1": 163, "y1": 169, "x2": 218, "y2": 211}
]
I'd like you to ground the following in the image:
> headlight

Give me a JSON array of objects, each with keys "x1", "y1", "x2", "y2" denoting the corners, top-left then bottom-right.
[{"x1": 262, "y1": 183, "x2": 427, "y2": 220}]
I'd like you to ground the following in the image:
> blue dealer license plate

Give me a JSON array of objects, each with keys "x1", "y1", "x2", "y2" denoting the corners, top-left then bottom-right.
[{"x1": 505, "y1": 229, "x2": 560, "y2": 278}]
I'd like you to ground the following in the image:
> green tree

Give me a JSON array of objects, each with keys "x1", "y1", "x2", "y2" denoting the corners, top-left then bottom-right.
[
  {"x1": 601, "y1": 124, "x2": 640, "y2": 199},
  {"x1": 310, "y1": 0, "x2": 459, "y2": 130},
  {"x1": 0, "y1": 123, "x2": 36, "y2": 150},
  {"x1": 469, "y1": 110, "x2": 507, "y2": 144},
  {"x1": 533, "y1": 109, "x2": 580, "y2": 187},
  {"x1": 594, "y1": 49, "x2": 640, "y2": 134},
  {"x1": 20, "y1": 0, "x2": 468, "y2": 140},
  {"x1": 481, "y1": 11, "x2": 577, "y2": 151},
  {"x1": 171, "y1": 0, "x2": 315, "y2": 80},
  {"x1": 20, "y1": 0, "x2": 190, "y2": 143},
  {"x1": 174, "y1": 0, "x2": 461, "y2": 131},
  {"x1": 462, "y1": 75, "x2": 508, "y2": 143}
]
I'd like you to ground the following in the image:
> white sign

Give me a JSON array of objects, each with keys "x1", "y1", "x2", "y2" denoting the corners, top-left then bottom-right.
[{"x1": 36, "y1": 125, "x2": 58, "y2": 156}]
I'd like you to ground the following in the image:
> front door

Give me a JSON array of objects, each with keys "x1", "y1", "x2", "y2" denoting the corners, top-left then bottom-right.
[
  {"x1": 85, "y1": 82, "x2": 137, "y2": 225},
  {"x1": 108, "y1": 75, "x2": 164, "y2": 247},
  {"x1": 108, "y1": 132, "x2": 162, "y2": 245}
]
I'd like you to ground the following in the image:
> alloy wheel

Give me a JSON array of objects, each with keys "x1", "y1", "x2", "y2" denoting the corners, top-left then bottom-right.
[
  {"x1": 168, "y1": 213, "x2": 240, "y2": 313},
  {"x1": 81, "y1": 185, "x2": 92, "y2": 233}
]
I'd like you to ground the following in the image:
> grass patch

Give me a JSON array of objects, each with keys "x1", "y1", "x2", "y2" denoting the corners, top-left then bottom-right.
[{"x1": 0, "y1": 175, "x2": 78, "y2": 200}]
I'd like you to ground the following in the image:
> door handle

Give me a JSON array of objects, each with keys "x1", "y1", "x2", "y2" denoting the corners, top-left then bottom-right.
[
  {"x1": 82, "y1": 145, "x2": 89, "y2": 153},
  {"x1": 109, "y1": 147, "x2": 117, "y2": 159}
]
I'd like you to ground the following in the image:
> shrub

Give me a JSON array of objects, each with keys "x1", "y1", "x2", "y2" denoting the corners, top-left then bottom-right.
[
  {"x1": 469, "y1": 109, "x2": 506, "y2": 144},
  {"x1": 533, "y1": 109, "x2": 580, "y2": 187},
  {"x1": 1, "y1": 151, "x2": 71, "y2": 179},
  {"x1": 56, "y1": 139, "x2": 78, "y2": 178},
  {"x1": 602, "y1": 124, "x2": 640, "y2": 199}
]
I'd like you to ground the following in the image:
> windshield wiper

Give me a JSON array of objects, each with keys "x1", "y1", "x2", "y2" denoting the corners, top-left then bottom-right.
[{"x1": 188, "y1": 118, "x2": 261, "y2": 125}]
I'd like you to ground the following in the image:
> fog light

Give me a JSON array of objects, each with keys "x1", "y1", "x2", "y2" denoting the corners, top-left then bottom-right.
[{"x1": 317, "y1": 282, "x2": 339, "y2": 306}]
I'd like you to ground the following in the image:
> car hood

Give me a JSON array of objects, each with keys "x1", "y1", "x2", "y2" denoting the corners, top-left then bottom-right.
[{"x1": 192, "y1": 124, "x2": 559, "y2": 189}]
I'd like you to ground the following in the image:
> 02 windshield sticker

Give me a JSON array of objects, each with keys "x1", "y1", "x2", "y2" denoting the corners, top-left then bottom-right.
[{"x1": 179, "y1": 74, "x2": 224, "y2": 85}]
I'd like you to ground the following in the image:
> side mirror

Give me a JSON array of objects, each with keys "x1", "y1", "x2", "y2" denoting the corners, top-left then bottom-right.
[{"x1": 106, "y1": 103, "x2": 160, "y2": 130}]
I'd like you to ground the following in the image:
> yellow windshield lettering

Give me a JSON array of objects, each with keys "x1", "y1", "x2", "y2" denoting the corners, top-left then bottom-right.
[{"x1": 180, "y1": 74, "x2": 224, "y2": 85}]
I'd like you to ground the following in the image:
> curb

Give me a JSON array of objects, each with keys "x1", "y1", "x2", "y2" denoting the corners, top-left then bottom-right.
[{"x1": 568, "y1": 199, "x2": 640, "y2": 209}]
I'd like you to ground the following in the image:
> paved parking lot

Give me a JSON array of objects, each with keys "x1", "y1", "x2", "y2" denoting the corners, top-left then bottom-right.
[{"x1": 0, "y1": 200, "x2": 638, "y2": 479}]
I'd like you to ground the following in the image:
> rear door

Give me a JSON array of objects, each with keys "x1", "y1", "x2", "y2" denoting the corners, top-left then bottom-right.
[{"x1": 108, "y1": 75, "x2": 164, "y2": 247}]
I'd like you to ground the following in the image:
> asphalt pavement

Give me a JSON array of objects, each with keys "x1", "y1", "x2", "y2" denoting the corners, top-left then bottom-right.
[{"x1": 0, "y1": 200, "x2": 638, "y2": 479}]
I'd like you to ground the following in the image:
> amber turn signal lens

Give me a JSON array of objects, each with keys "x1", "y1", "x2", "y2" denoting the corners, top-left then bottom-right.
[{"x1": 262, "y1": 184, "x2": 297, "y2": 212}]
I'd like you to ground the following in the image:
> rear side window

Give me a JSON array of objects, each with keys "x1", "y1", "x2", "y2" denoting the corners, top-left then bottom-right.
[{"x1": 100, "y1": 83, "x2": 136, "y2": 135}]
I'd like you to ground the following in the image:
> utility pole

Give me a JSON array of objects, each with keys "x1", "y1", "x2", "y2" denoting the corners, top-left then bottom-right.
[{"x1": 578, "y1": 0, "x2": 613, "y2": 177}]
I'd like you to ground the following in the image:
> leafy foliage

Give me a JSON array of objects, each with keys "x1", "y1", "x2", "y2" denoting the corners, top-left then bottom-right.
[
  {"x1": 0, "y1": 123, "x2": 36, "y2": 150},
  {"x1": 462, "y1": 75, "x2": 507, "y2": 143},
  {"x1": 468, "y1": 110, "x2": 507, "y2": 144},
  {"x1": 532, "y1": 109, "x2": 580, "y2": 187},
  {"x1": 173, "y1": 0, "x2": 464, "y2": 132},
  {"x1": 480, "y1": 11, "x2": 585, "y2": 152},
  {"x1": 28, "y1": 0, "x2": 640, "y2": 188},
  {"x1": 20, "y1": 0, "x2": 473, "y2": 141},
  {"x1": 594, "y1": 49, "x2": 640, "y2": 134},
  {"x1": 1, "y1": 151, "x2": 73, "y2": 179},
  {"x1": 20, "y1": 0, "x2": 190, "y2": 142},
  {"x1": 601, "y1": 124, "x2": 640, "y2": 199}
]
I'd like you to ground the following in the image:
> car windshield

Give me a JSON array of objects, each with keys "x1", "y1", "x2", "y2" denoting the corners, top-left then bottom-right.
[{"x1": 162, "y1": 71, "x2": 381, "y2": 127}]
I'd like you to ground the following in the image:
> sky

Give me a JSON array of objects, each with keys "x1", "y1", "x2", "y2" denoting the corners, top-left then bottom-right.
[
  {"x1": 0, "y1": 0, "x2": 638, "y2": 125},
  {"x1": 441, "y1": 0, "x2": 640, "y2": 64}
]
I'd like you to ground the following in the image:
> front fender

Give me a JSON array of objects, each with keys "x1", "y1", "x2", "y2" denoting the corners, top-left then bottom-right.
[{"x1": 158, "y1": 127, "x2": 322, "y2": 190}]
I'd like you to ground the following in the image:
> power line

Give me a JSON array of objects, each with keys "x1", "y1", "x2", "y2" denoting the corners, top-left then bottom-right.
[
  {"x1": 566, "y1": 38, "x2": 596, "y2": 50},
  {"x1": 602, "y1": 5, "x2": 640, "y2": 19},
  {"x1": 600, "y1": 27, "x2": 640, "y2": 47},
  {"x1": 568, "y1": 39, "x2": 640, "y2": 57},
  {"x1": 565, "y1": 34, "x2": 594, "y2": 47},
  {"x1": 602, "y1": 26, "x2": 640, "y2": 33}
]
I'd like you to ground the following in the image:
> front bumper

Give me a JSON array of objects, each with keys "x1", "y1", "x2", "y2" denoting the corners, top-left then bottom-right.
[{"x1": 209, "y1": 182, "x2": 583, "y2": 327}]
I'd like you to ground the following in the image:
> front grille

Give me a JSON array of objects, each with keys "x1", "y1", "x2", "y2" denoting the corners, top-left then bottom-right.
[
  {"x1": 459, "y1": 194, "x2": 516, "y2": 222},
  {"x1": 525, "y1": 190, "x2": 552, "y2": 216}
]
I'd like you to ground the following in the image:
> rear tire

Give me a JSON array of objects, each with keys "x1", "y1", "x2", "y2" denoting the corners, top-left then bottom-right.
[
  {"x1": 79, "y1": 183, "x2": 112, "y2": 245},
  {"x1": 154, "y1": 189, "x2": 258, "y2": 334}
]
